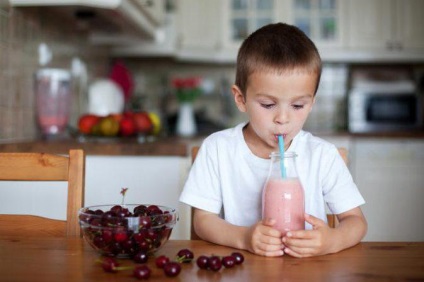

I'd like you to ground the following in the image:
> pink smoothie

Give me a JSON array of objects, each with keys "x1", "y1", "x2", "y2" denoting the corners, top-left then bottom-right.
[{"x1": 262, "y1": 178, "x2": 305, "y2": 235}]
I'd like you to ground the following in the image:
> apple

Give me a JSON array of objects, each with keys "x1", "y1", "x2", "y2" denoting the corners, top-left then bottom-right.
[
  {"x1": 78, "y1": 114, "x2": 100, "y2": 134},
  {"x1": 133, "y1": 112, "x2": 153, "y2": 134},
  {"x1": 99, "y1": 116, "x2": 120, "y2": 137},
  {"x1": 119, "y1": 116, "x2": 137, "y2": 137}
]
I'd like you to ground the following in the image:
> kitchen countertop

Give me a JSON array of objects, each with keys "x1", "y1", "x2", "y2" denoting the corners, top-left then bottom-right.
[
  {"x1": 0, "y1": 136, "x2": 201, "y2": 156},
  {"x1": 0, "y1": 130, "x2": 423, "y2": 156}
]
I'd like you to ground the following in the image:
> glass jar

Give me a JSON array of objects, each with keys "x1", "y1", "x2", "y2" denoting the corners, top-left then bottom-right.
[
  {"x1": 34, "y1": 68, "x2": 72, "y2": 137},
  {"x1": 262, "y1": 152, "x2": 305, "y2": 235}
]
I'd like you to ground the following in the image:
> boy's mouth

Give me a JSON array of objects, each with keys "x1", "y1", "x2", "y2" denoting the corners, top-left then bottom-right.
[{"x1": 274, "y1": 134, "x2": 287, "y2": 142}]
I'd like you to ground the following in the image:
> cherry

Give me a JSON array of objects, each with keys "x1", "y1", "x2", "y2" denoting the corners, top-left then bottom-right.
[
  {"x1": 111, "y1": 205, "x2": 123, "y2": 214},
  {"x1": 163, "y1": 262, "x2": 181, "y2": 277},
  {"x1": 113, "y1": 228, "x2": 128, "y2": 242},
  {"x1": 133, "y1": 265, "x2": 151, "y2": 280},
  {"x1": 208, "y1": 256, "x2": 222, "y2": 271},
  {"x1": 196, "y1": 255, "x2": 210, "y2": 269},
  {"x1": 102, "y1": 229, "x2": 113, "y2": 244},
  {"x1": 93, "y1": 236, "x2": 105, "y2": 249},
  {"x1": 155, "y1": 255, "x2": 170, "y2": 268},
  {"x1": 133, "y1": 251, "x2": 148, "y2": 264},
  {"x1": 110, "y1": 242, "x2": 123, "y2": 256},
  {"x1": 231, "y1": 252, "x2": 245, "y2": 265},
  {"x1": 222, "y1": 255, "x2": 236, "y2": 268},
  {"x1": 94, "y1": 209, "x2": 104, "y2": 215},
  {"x1": 137, "y1": 240, "x2": 151, "y2": 252},
  {"x1": 100, "y1": 257, "x2": 120, "y2": 273},
  {"x1": 139, "y1": 216, "x2": 152, "y2": 229},
  {"x1": 177, "y1": 248, "x2": 194, "y2": 263},
  {"x1": 134, "y1": 205, "x2": 147, "y2": 216},
  {"x1": 80, "y1": 209, "x2": 94, "y2": 222},
  {"x1": 147, "y1": 205, "x2": 162, "y2": 215},
  {"x1": 89, "y1": 218, "x2": 102, "y2": 227},
  {"x1": 122, "y1": 239, "x2": 135, "y2": 251}
]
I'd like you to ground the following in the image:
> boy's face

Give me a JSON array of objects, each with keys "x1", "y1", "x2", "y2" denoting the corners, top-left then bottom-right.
[{"x1": 232, "y1": 70, "x2": 317, "y2": 158}]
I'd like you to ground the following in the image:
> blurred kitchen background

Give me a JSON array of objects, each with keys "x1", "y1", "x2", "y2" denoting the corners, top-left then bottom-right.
[
  {"x1": 2, "y1": 0, "x2": 424, "y2": 141},
  {"x1": 0, "y1": 0, "x2": 423, "y2": 241}
]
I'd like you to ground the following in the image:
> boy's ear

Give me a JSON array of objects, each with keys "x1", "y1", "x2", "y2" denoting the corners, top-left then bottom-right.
[{"x1": 232, "y1": 85, "x2": 247, "y2": 113}]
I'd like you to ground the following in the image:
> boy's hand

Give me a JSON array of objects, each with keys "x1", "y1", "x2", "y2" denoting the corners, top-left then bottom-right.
[
  {"x1": 282, "y1": 213, "x2": 333, "y2": 258},
  {"x1": 246, "y1": 218, "x2": 285, "y2": 257}
]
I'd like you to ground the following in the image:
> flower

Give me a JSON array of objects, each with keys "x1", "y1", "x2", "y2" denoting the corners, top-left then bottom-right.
[{"x1": 172, "y1": 77, "x2": 202, "y2": 103}]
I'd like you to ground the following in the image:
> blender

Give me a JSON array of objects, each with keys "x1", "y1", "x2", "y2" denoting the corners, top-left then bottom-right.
[{"x1": 34, "y1": 68, "x2": 72, "y2": 138}]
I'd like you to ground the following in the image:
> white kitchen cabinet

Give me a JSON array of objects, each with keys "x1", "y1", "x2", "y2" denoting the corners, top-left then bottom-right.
[
  {"x1": 0, "y1": 155, "x2": 192, "y2": 240},
  {"x1": 347, "y1": 0, "x2": 424, "y2": 51},
  {"x1": 350, "y1": 139, "x2": 424, "y2": 242},
  {"x1": 175, "y1": 0, "x2": 348, "y2": 62},
  {"x1": 221, "y1": 0, "x2": 280, "y2": 49},
  {"x1": 285, "y1": 0, "x2": 346, "y2": 50},
  {"x1": 222, "y1": 0, "x2": 346, "y2": 51},
  {"x1": 177, "y1": 0, "x2": 223, "y2": 49}
]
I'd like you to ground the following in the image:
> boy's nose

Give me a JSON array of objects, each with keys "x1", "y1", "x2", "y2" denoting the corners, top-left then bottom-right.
[{"x1": 275, "y1": 109, "x2": 289, "y2": 124}]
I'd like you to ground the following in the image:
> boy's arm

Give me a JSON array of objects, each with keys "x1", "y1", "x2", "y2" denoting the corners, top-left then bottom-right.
[
  {"x1": 331, "y1": 207, "x2": 368, "y2": 252},
  {"x1": 193, "y1": 208, "x2": 285, "y2": 257},
  {"x1": 282, "y1": 207, "x2": 367, "y2": 258}
]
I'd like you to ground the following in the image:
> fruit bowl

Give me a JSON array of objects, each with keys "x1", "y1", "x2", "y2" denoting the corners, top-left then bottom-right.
[{"x1": 79, "y1": 204, "x2": 178, "y2": 258}]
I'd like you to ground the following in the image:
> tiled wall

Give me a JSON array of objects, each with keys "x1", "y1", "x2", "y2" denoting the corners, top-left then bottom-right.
[{"x1": 0, "y1": 6, "x2": 110, "y2": 143}]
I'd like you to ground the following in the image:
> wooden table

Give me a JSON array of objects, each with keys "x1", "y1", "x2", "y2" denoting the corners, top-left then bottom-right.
[{"x1": 0, "y1": 237, "x2": 423, "y2": 281}]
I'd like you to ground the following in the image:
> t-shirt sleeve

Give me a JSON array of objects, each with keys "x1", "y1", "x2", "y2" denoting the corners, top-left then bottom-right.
[
  {"x1": 321, "y1": 146, "x2": 365, "y2": 214},
  {"x1": 179, "y1": 141, "x2": 223, "y2": 214}
]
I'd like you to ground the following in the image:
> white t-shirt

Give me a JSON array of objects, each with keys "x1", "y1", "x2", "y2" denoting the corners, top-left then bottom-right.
[{"x1": 179, "y1": 122, "x2": 365, "y2": 229}]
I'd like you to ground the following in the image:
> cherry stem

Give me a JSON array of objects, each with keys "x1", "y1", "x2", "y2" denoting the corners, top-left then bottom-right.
[
  {"x1": 120, "y1": 187, "x2": 129, "y2": 205},
  {"x1": 95, "y1": 258, "x2": 134, "y2": 271},
  {"x1": 175, "y1": 255, "x2": 191, "y2": 263}
]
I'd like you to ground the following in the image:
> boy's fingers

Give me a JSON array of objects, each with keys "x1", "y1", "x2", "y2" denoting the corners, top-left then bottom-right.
[
  {"x1": 304, "y1": 213, "x2": 326, "y2": 228},
  {"x1": 262, "y1": 218, "x2": 276, "y2": 227}
]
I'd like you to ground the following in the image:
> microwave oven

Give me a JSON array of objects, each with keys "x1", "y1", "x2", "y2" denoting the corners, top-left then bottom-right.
[{"x1": 348, "y1": 81, "x2": 423, "y2": 133}]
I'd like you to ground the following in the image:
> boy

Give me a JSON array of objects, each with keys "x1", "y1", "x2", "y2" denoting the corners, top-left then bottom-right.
[{"x1": 179, "y1": 23, "x2": 367, "y2": 258}]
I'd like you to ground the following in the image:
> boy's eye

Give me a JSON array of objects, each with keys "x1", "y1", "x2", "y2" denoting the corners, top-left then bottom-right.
[
  {"x1": 260, "y1": 103, "x2": 275, "y2": 109},
  {"x1": 292, "y1": 104, "x2": 304, "y2": 110}
]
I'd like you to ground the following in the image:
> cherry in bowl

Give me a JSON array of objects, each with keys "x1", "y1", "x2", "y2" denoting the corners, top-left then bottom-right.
[{"x1": 79, "y1": 204, "x2": 178, "y2": 258}]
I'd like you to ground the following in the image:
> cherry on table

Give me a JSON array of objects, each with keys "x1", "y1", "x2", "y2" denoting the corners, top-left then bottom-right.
[
  {"x1": 155, "y1": 255, "x2": 170, "y2": 268},
  {"x1": 163, "y1": 262, "x2": 181, "y2": 277},
  {"x1": 222, "y1": 256, "x2": 236, "y2": 268},
  {"x1": 196, "y1": 255, "x2": 210, "y2": 269},
  {"x1": 231, "y1": 252, "x2": 245, "y2": 265},
  {"x1": 177, "y1": 248, "x2": 194, "y2": 263},
  {"x1": 133, "y1": 265, "x2": 151, "y2": 280},
  {"x1": 133, "y1": 251, "x2": 148, "y2": 263},
  {"x1": 101, "y1": 257, "x2": 120, "y2": 273},
  {"x1": 208, "y1": 256, "x2": 222, "y2": 271}
]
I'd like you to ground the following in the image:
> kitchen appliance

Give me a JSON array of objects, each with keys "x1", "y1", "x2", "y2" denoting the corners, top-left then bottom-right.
[
  {"x1": 348, "y1": 79, "x2": 423, "y2": 133},
  {"x1": 87, "y1": 79, "x2": 124, "y2": 116},
  {"x1": 35, "y1": 68, "x2": 72, "y2": 137}
]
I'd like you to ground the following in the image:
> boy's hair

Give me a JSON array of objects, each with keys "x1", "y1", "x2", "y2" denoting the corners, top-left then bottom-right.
[{"x1": 235, "y1": 22, "x2": 322, "y2": 96}]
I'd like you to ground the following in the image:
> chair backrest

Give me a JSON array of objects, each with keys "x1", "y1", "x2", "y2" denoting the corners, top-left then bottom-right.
[
  {"x1": 0, "y1": 150, "x2": 85, "y2": 237},
  {"x1": 190, "y1": 146, "x2": 347, "y2": 239}
]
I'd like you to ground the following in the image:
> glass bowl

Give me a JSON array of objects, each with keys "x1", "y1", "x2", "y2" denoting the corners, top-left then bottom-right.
[{"x1": 78, "y1": 204, "x2": 178, "y2": 258}]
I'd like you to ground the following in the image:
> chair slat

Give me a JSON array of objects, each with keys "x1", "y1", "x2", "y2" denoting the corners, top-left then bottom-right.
[
  {"x1": 0, "y1": 150, "x2": 85, "y2": 237},
  {"x1": 0, "y1": 153, "x2": 69, "y2": 181}
]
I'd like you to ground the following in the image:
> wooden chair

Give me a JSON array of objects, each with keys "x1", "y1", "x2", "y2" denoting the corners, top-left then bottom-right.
[
  {"x1": 0, "y1": 150, "x2": 85, "y2": 237},
  {"x1": 190, "y1": 146, "x2": 347, "y2": 240}
]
